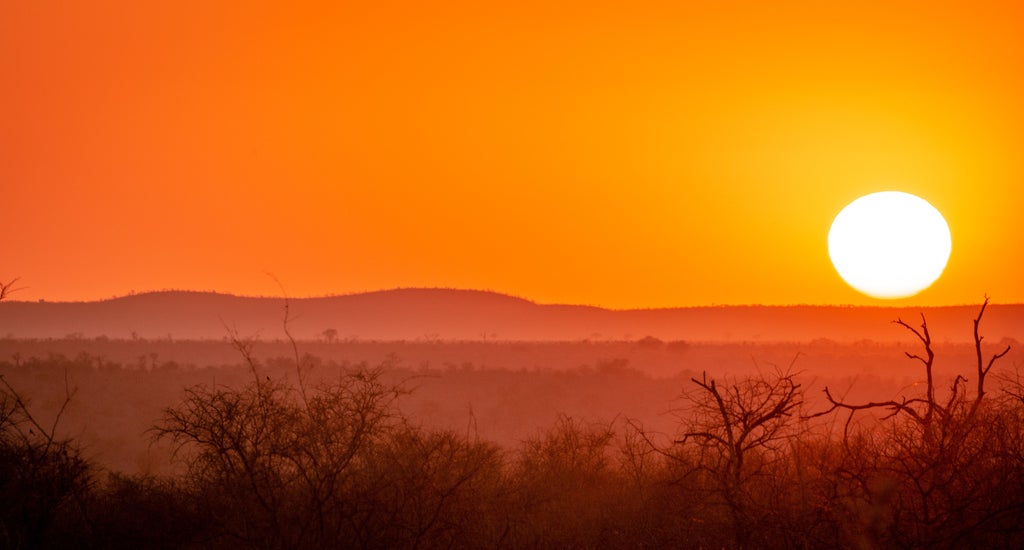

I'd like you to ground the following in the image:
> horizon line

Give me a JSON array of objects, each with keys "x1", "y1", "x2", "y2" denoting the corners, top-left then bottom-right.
[{"x1": 2, "y1": 286, "x2": 1008, "y2": 311}]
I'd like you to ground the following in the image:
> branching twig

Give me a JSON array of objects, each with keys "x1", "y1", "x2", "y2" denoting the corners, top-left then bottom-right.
[
  {"x1": 0, "y1": 277, "x2": 25, "y2": 301},
  {"x1": 817, "y1": 386, "x2": 927, "y2": 424},
  {"x1": 814, "y1": 299, "x2": 1010, "y2": 428},
  {"x1": 267, "y1": 273, "x2": 311, "y2": 409},
  {"x1": 0, "y1": 367, "x2": 77, "y2": 450},
  {"x1": 970, "y1": 296, "x2": 1010, "y2": 418},
  {"x1": 894, "y1": 314, "x2": 937, "y2": 422},
  {"x1": 222, "y1": 320, "x2": 264, "y2": 390}
]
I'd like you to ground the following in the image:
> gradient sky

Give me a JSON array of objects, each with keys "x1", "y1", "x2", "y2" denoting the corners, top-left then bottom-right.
[{"x1": 3, "y1": 1, "x2": 1023, "y2": 308}]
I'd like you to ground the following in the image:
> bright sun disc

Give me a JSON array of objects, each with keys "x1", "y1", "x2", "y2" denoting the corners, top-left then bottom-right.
[{"x1": 828, "y1": 191, "x2": 951, "y2": 299}]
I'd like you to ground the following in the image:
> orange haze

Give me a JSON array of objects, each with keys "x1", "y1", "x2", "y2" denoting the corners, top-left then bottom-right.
[{"x1": 3, "y1": 1, "x2": 1024, "y2": 308}]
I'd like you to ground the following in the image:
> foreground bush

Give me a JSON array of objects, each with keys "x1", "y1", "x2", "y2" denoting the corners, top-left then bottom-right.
[{"x1": 0, "y1": 372, "x2": 92, "y2": 549}]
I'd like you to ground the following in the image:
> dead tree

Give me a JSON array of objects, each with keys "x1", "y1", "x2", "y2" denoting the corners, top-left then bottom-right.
[
  {"x1": 819, "y1": 297, "x2": 1010, "y2": 427},
  {"x1": 814, "y1": 298, "x2": 1015, "y2": 547},
  {"x1": 970, "y1": 298, "x2": 1010, "y2": 417}
]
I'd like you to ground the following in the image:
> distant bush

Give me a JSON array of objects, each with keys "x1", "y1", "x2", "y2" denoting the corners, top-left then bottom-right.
[
  {"x1": 634, "y1": 336, "x2": 664, "y2": 349},
  {"x1": 666, "y1": 339, "x2": 690, "y2": 353}
]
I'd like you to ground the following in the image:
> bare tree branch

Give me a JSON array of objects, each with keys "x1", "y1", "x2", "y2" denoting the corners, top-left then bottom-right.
[
  {"x1": 266, "y1": 273, "x2": 312, "y2": 409},
  {"x1": 970, "y1": 296, "x2": 1010, "y2": 417},
  {"x1": 0, "y1": 277, "x2": 25, "y2": 301},
  {"x1": 895, "y1": 314, "x2": 937, "y2": 421},
  {"x1": 815, "y1": 299, "x2": 1011, "y2": 433}
]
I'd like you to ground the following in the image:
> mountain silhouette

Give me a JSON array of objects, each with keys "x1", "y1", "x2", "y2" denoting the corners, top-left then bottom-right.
[{"x1": 1, "y1": 288, "x2": 1021, "y2": 343}]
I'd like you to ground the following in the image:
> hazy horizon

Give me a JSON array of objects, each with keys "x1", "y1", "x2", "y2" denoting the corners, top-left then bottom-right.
[{"x1": 4, "y1": 284, "x2": 1017, "y2": 310}]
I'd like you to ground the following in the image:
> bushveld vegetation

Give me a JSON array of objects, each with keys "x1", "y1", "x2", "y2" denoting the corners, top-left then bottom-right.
[{"x1": 1, "y1": 286, "x2": 1023, "y2": 547}]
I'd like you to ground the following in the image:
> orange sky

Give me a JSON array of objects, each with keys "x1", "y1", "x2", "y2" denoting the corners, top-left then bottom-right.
[{"x1": 3, "y1": 1, "x2": 1024, "y2": 308}]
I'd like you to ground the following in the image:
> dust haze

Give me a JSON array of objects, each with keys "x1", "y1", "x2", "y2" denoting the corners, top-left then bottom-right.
[{"x1": 2, "y1": 287, "x2": 1023, "y2": 547}]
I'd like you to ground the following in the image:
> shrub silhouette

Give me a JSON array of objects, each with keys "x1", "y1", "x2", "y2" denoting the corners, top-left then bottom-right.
[
  {"x1": 0, "y1": 369, "x2": 91, "y2": 548},
  {"x1": 154, "y1": 359, "x2": 408, "y2": 548},
  {"x1": 356, "y1": 427, "x2": 505, "y2": 547},
  {"x1": 508, "y1": 416, "x2": 620, "y2": 546},
  {"x1": 78, "y1": 473, "x2": 212, "y2": 549}
]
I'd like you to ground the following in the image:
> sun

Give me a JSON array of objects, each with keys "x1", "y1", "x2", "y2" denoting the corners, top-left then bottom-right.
[{"x1": 828, "y1": 191, "x2": 952, "y2": 299}]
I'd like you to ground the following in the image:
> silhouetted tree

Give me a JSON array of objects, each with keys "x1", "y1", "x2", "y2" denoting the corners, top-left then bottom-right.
[
  {"x1": 816, "y1": 298, "x2": 1021, "y2": 548},
  {"x1": 675, "y1": 368, "x2": 804, "y2": 548},
  {"x1": 321, "y1": 328, "x2": 339, "y2": 343},
  {"x1": 155, "y1": 360, "x2": 406, "y2": 548}
]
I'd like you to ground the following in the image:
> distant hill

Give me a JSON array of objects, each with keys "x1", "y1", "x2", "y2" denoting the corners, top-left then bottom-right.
[{"x1": 1, "y1": 289, "x2": 1022, "y2": 343}]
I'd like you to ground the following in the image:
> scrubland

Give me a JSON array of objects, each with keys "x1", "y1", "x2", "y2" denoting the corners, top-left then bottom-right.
[{"x1": 2, "y1": 310, "x2": 1023, "y2": 548}]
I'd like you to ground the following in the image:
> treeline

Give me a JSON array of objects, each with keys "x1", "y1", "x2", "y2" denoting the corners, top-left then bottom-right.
[
  {"x1": 3, "y1": 306, "x2": 1024, "y2": 548},
  {"x1": 1, "y1": 334, "x2": 963, "y2": 381}
]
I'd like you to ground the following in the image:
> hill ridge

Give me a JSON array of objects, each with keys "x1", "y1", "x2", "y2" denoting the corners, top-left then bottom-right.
[{"x1": 2, "y1": 288, "x2": 1021, "y2": 343}]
